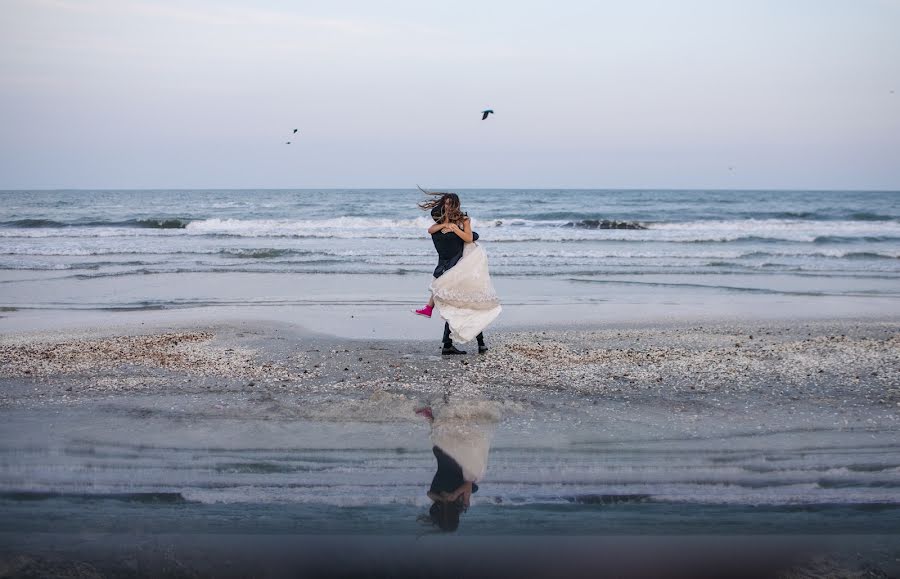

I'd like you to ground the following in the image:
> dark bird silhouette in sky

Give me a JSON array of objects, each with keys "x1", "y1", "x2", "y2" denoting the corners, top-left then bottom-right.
[
  {"x1": 285, "y1": 141, "x2": 291, "y2": 145},
  {"x1": 481, "y1": 109, "x2": 494, "y2": 120},
  {"x1": 293, "y1": 129, "x2": 298, "y2": 133}
]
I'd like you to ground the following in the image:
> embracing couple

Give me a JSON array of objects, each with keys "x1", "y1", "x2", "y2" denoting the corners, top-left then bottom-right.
[{"x1": 413, "y1": 189, "x2": 502, "y2": 355}]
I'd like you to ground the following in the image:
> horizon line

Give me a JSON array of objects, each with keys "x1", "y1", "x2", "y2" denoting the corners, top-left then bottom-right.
[{"x1": 2, "y1": 187, "x2": 899, "y2": 193}]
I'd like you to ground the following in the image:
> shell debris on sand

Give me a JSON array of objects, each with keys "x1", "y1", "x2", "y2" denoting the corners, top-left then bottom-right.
[
  {"x1": 1, "y1": 322, "x2": 898, "y2": 414},
  {"x1": 0, "y1": 332, "x2": 298, "y2": 382},
  {"x1": 460, "y1": 326, "x2": 900, "y2": 401}
]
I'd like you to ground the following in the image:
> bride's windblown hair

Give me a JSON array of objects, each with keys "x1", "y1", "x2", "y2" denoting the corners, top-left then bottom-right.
[{"x1": 417, "y1": 186, "x2": 465, "y2": 223}]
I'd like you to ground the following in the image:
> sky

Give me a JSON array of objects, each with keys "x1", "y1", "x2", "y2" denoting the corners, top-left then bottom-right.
[{"x1": 1, "y1": 0, "x2": 899, "y2": 190}]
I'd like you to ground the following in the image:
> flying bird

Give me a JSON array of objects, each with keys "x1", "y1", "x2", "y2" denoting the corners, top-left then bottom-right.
[
  {"x1": 481, "y1": 109, "x2": 494, "y2": 120},
  {"x1": 293, "y1": 129, "x2": 298, "y2": 133},
  {"x1": 285, "y1": 141, "x2": 291, "y2": 145}
]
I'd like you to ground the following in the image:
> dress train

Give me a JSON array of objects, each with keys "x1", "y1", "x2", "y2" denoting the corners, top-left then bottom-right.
[{"x1": 430, "y1": 242, "x2": 501, "y2": 343}]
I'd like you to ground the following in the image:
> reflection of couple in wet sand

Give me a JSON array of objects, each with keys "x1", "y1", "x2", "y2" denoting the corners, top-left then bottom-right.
[
  {"x1": 414, "y1": 189, "x2": 502, "y2": 355},
  {"x1": 416, "y1": 400, "x2": 498, "y2": 532}
]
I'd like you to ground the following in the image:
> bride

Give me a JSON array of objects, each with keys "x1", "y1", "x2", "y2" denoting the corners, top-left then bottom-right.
[{"x1": 417, "y1": 190, "x2": 501, "y2": 355}]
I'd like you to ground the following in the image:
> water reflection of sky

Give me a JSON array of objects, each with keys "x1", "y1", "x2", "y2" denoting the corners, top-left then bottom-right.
[{"x1": 1, "y1": 394, "x2": 899, "y2": 535}]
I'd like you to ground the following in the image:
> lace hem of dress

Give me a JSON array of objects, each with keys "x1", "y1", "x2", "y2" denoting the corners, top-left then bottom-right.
[{"x1": 430, "y1": 286, "x2": 500, "y2": 308}]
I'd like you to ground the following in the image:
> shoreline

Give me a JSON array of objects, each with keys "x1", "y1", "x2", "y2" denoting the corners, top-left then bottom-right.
[{"x1": 2, "y1": 269, "x2": 898, "y2": 338}]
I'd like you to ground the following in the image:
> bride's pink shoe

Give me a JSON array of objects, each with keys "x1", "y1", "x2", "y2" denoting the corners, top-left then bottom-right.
[{"x1": 414, "y1": 304, "x2": 433, "y2": 318}]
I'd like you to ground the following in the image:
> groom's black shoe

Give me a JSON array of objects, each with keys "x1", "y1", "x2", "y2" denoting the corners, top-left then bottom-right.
[
  {"x1": 478, "y1": 344, "x2": 488, "y2": 354},
  {"x1": 442, "y1": 345, "x2": 467, "y2": 355}
]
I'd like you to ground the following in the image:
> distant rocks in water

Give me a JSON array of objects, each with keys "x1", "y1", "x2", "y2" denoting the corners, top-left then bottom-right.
[
  {"x1": 134, "y1": 218, "x2": 190, "y2": 229},
  {"x1": 564, "y1": 219, "x2": 647, "y2": 230}
]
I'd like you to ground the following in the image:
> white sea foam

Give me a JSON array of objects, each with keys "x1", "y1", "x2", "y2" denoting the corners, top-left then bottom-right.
[
  {"x1": 184, "y1": 217, "x2": 437, "y2": 238},
  {"x1": 3, "y1": 217, "x2": 899, "y2": 244},
  {"x1": 2, "y1": 191, "x2": 898, "y2": 280}
]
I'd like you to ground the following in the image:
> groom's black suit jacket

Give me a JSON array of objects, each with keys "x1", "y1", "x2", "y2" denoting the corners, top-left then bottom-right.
[{"x1": 431, "y1": 230, "x2": 478, "y2": 278}]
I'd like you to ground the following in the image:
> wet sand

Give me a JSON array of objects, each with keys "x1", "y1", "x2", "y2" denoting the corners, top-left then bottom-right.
[{"x1": 2, "y1": 534, "x2": 899, "y2": 579}]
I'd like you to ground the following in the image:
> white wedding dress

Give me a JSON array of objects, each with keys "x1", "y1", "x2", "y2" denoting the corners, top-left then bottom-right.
[
  {"x1": 430, "y1": 400, "x2": 499, "y2": 483},
  {"x1": 430, "y1": 242, "x2": 502, "y2": 343}
]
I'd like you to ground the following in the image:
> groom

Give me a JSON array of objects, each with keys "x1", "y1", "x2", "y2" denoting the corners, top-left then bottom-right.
[{"x1": 429, "y1": 206, "x2": 487, "y2": 356}]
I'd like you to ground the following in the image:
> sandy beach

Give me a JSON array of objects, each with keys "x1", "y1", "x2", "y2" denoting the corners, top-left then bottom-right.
[
  {"x1": 2, "y1": 314, "x2": 899, "y2": 577},
  {"x1": 2, "y1": 317, "x2": 898, "y2": 414}
]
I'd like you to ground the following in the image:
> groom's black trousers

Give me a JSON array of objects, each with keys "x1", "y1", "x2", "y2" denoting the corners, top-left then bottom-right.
[{"x1": 443, "y1": 322, "x2": 484, "y2": 348}]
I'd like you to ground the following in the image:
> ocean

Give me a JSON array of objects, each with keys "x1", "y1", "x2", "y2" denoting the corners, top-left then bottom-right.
[
  {"x1": 2, "y1": 188, "x2": 898, "y2": 335},
  {"x1": 1, "y1": 189, "x2": 898, "y2": 280}
]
